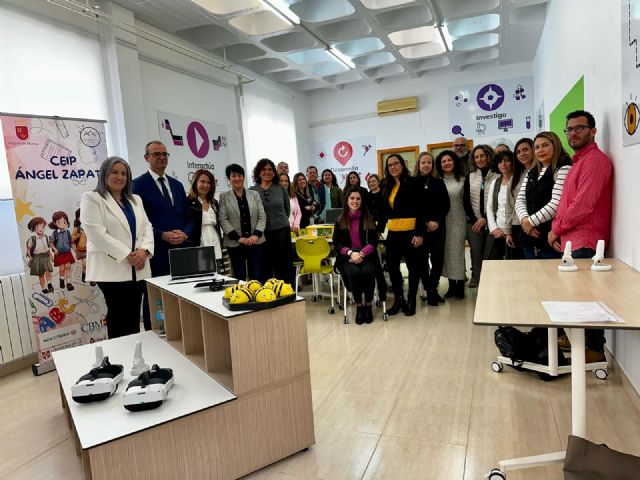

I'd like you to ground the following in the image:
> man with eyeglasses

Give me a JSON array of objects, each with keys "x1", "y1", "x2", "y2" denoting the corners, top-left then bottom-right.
[
  {"x1": 133, "y1": 140, "x2": 193, "y2": 330},
  {"x1": 549, "y1": 110, "x2": 613, "y2": 363},
  {"x1": 452, "y1": 137, "x2": 473, "y2": 175},
  {"x1": 306, "y1": 165, "x2": 324, "y2": 222}
]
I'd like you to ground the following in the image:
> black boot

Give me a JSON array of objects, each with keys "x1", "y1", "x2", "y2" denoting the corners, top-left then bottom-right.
[
  {"x1": 405, "y1": 296, "x2": 416, "y2": 316},
  {"x1": 444, "y1": 279, "x2": 456, "y2": 298},
  {"x1": 387, "y1": 296, "x2": 406, "y2": 316},
  {"x1": 355, "y1": 306, "x2": 365, "y2": 325},
  {"x1": 426, "y1": 289, "x2": 440, "y2": 306},
  {"x1": 455, "y1": 280, "x2": 465, "y2": 299},
  {"x1": 364, "y1": 305, "x2": 374, "y2": 324}
]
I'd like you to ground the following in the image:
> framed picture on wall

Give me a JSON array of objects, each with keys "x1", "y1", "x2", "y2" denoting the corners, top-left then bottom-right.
[
  {"x1": 377, "y1": 146, "x2": 420, "y2": 177},
  {"x1": 427, "y1": 139, "x2": 474, "y2": 159}
]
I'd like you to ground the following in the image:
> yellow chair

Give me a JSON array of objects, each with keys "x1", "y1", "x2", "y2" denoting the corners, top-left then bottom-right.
[{"x1": 295, "y1": 237, "x2": 336, "y2": 314}]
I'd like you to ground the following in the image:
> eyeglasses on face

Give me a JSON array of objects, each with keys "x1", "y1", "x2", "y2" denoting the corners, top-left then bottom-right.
[
  {"x1": 563, "y1": 125, "x2": 591, "y2": 134},
  {"x1": 149, "y1": 151, "x2": 170, "y2": 158},
  {"x1": 387, "y1": 161, "x2": 402, "y2": 168},
  {"x1": 453, "y1": 144, "x2": 466, "y2": 149}
]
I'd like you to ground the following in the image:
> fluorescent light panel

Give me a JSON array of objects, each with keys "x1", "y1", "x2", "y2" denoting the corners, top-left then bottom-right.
[
  {"x1": 262, "y1": 0, "x2": 300, "y2": 25},
  {"x1": 328, "y1": 47, "x2": 355, "y2": 69}
]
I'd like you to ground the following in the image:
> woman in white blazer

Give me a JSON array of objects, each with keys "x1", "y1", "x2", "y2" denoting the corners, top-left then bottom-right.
[{"x1": 80, "y1": 157, "x2": 154, "y2": 339}]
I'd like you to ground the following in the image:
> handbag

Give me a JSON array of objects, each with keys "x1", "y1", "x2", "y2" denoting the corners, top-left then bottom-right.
[{"x1": 563, "y1": 435, "x2": 640, "y2": 480}]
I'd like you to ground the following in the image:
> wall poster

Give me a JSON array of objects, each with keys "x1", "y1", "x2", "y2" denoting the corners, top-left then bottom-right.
[
  {"x1": 310, "y1": 136, "x2": 377, "y2": 187},
  {"x1": 448, "y1": 76, "x2": 534, "y2": 139},
  {"x1": 157, "y1": 111, "x2": 231, "y2": 192},
  {"x1": 622, "y1": 0, "x2": 640, "y2": 146}
]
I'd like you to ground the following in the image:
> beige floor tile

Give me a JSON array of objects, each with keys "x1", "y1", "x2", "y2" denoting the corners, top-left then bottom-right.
[
  {"x1": 383, "y1": 397, "x2": 471, "y2": 445},
  {"x1": 242, "y1": 469, "x2": 320, "y2": 479},
  {"x1": 399, "y1": 369, "x2": 474, "y2": 406},
  {"x1": 268, "y1": 428, "x2": 379, "y2": 480},
  {"x1": 362, "y1": 436, "x2": 466, "y2": 480},
  {"x1": 314, "y1": 391, "x2": 397, "y2": 434},
  {"x1": 0, "y1": 438, "x2": 84, "y2": 480}
]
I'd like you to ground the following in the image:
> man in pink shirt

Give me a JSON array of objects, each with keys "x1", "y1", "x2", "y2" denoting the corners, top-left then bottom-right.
[{"x1": 549, "y1": 110, "x2": 613, "y2": 361}]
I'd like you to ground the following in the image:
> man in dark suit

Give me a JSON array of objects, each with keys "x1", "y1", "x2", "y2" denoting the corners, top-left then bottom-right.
[{"x1": 133, "y1": 140, "x2": 192, "y2": 329}]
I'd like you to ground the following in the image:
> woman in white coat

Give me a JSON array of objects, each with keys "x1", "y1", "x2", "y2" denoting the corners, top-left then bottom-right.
[{"x1": 81, "y1": 157, "x2": 154, "y2": 339}]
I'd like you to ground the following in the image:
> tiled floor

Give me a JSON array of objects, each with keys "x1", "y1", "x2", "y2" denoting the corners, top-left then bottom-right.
[{"x1": 2, "y1": 284, "x2": 640, "y2": 480}]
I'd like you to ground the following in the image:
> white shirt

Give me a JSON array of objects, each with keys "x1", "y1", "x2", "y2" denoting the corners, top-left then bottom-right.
[
  {"x1": 199, "y1": 198, "x2": 222, "y2": 260},
  {"x1": 148, "y1": 169, "x2": 174, "y2": 204},
  {"x1": 29, "y1": 234, "x2": 50, "y2": 254}
]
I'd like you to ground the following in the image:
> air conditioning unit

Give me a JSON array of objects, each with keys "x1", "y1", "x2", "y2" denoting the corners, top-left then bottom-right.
[{"x1": 376, "y1": 96, "x2": 418, "y2": 116}]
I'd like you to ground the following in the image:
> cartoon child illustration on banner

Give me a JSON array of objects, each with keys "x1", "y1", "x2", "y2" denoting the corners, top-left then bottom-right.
[
  {"x1": 49, "y1": 210, "x2": 75, "y2": 291},
  {"x1": 26, "y1": 216, "x2": 55, "y2": 294},
  {"x1": 72, "y1": 208, "x2": 94, "y2": 285}
]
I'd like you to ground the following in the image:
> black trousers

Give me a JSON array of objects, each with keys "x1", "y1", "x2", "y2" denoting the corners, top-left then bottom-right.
[
  {"x1": 386, "y1": 230, "x2": 424, "y2": 298},
  {"x1": 506, "y1": 225, "x2": 524, "y2": 260},
  {"x1": 98, "y1": 280, "x2": 144, "y2": 339},
  {"x1": 342, "y1": 261, "x2": 376, "y2": 303},
  {"x1": 421, "y1": 227, "x2": 446, "y2": 291},
  {"x1": 263, "y1": 226, "x2": 294, "y2": 284},
  {"x1": 228, "y1": 244, "x2": 263, "y2": 282}
]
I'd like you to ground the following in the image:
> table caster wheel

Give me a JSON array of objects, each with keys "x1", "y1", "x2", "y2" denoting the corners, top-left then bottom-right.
[
  {"x1": 491, "y1": 362, "x2": 504, "y2": 373},
  {"x1": 383, "y1": 313, "x2": 389, "y2": 321},
  {"x1": 311, "y1": 296, "x2": 317, "y2": 302},
  {"x1": 317, "y1": 294, "x2": 323, "y2": 301},
  {"x1": 487, "y1": 468, "x2": 506, "y2": 480},
  {"x1": 375, "y1": 300, "x2": 381, "y2": 307},
  {"x1": 328, "y1": 307, "x2": 335, "y2": 314},
  {"x1": 338, "y1": 303, "x2": 344, "y2": 310},
  {"x1": 594, "y1": 369, "x2": 608, "y2": 380}
]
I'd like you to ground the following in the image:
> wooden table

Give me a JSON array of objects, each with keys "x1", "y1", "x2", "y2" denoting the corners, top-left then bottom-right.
[
  {"x1": 56, "y1": 275, "x2": 315, "y2": 480},
  {"x1": 474, "y1": 259, "x2": 640, "y2": 479}
]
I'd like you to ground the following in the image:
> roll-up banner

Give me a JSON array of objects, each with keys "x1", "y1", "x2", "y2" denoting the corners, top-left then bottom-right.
[{"x1": 1, "y1": 113, "x2": 109, "y2": 372}]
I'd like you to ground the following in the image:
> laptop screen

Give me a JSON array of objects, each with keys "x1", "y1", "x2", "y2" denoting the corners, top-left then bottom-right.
[{"x1": 169, "y1": 246, "x2": 216, "y2": 279}]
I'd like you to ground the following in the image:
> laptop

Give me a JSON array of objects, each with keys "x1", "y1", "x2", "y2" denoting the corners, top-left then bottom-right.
[
  {"x1": 325, "y1": 208, "x2": 342, "y2": 225},
  {"x1": 168, "y1": 246, "x2": 218, "y2": 283}
]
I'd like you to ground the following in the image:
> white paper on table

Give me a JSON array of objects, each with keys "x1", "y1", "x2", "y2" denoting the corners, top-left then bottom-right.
[{"x1": 541, "y1": 301, "x2": 624, "y2": 324}]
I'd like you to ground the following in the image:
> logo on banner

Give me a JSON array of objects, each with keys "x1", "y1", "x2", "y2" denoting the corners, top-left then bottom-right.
[
  {"x1": 477, "y1": 84, "x2": 505, "y2": 111},
  {"x1": 15, "y1": 125, "x2": 29, "y2": 140},
  {"x1": 334, "y1": 141, "x2": 353, "y2": 166},
  {"x1": 80, "y1": 127, "x2": 101, "y2": 148}
]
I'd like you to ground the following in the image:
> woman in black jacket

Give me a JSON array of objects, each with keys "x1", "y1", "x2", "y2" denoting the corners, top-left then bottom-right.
[
  {"x1": 293, "y1": 172, "x2": 319, "y2": 228},
  {"x1": 187, "y1": 169, "x2": 224, "y2": 272},
  {"x1": 379, "y1": 153, "x2": 427, "y2": 316},
  {"x1": 333, "y1": 188, "x2": 379, "y2": 324},
  {"x1": 414, "y1": 152, "x2": 451, "y2": 306}
]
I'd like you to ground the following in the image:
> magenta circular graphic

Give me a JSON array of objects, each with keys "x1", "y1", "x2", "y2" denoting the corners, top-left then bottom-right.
[
  {"x1": 477, "y1": 84, "x2": 505, "y2": 111},
  {"x1": 186, "y1": 121, "x2": 210, "y2": 159},
  {"x1": 333, "y1": 141, "x2": 353, "y2": 166}
]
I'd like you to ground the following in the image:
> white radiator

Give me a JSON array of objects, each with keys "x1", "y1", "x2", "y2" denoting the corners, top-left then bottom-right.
[{"x1": 0, "y1": 272, "x2": 36, "y2": 365}]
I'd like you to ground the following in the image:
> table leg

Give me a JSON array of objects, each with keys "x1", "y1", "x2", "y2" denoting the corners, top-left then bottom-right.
[
  {"x1": 547, "y1": 327, "x2": 558, "y2": 376},
  {"x1": 568, "y1": 328, "x2": 586, "y2": 437}
]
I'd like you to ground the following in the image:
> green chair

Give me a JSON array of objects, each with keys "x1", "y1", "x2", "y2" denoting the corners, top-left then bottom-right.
[{"x1": 294, "y1": 237, "x2": 336, "y2": 314}]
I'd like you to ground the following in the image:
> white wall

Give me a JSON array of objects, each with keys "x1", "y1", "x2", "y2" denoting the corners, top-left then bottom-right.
[
  {"x1": 534, "y1": 0, "x2": 640, "y2": 391},
  {"x1": 305, "y1": 62, "x2": 533, "y2": 175}
]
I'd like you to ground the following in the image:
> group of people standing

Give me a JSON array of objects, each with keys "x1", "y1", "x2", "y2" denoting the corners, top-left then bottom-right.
[{"x1": 79, "y1": 109, "x2": 612, "y2": 361}]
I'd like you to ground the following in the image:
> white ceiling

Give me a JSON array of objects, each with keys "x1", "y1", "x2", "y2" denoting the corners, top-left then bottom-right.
[{"x1": 110, "y1": 0, "x2": 549, "y2": 92}]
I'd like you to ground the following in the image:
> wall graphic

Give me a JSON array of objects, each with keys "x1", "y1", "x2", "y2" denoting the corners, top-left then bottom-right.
[
  {"x1": 622, "y1": 0, "x2": 640, "y2": 146},
  {"x1": 448, "y1": 76, "x2": 534, "y2": 138},
  {"x1": 310, "y1": 136, "x2": 376, "y2": 187},
  {"x1": 550, "y1": 77, "x2": 584, "y2": 154},
  {"x1": 157, "y1": 111, "x2": 230, "y2": 192},
  {"x1": 1, "y1": 114, "x2": 109, "y2": 366}
]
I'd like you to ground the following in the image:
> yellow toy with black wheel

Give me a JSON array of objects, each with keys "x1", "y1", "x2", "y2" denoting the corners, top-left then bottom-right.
[
  {"x1": 224, "y1": 284, "x2": 240, "y2": 299},
  {"x1": 255, "y1": 288, "x2": 277, "y2": 302},
  {"x1": 279, "y1": 283, "x2": 294, "y2": 297},
  {"x1": 245, "y1": 280, "x2": 262, "y2": 295},
  {"x1": 230, "y1": 288, "x2": 252, "y2": 304}
]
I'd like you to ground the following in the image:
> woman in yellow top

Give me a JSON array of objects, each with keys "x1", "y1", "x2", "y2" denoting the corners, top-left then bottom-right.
[{"x1": 378, "y1": 154, "x2": 427, "y2": 316}]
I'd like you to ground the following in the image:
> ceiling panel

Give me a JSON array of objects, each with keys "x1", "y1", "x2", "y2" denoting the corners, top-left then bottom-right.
[{"x1": 110, "y1": 0, "x2": 549, "y2": 91}]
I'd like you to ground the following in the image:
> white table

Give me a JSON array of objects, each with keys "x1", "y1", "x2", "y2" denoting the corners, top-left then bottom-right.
[
  {"x1": 53, "y1": 331, "x2": 235, "y2": 449},
  {"x1": 474, "y1": 259, "x2": 640, "y2": 479}
]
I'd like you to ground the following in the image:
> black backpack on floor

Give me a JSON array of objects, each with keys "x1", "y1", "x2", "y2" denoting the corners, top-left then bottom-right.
[{"x1": 494, "y1": 326, "x2": 568, "y2": 378}]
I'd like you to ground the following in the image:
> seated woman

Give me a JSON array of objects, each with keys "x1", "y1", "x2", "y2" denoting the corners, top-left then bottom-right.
[
  {"x1": 187, "y1": 169, "x2": 224, "y2": 272},
  {"x1": 333, "y1": 188, "x2": 379, "y2": 325}
]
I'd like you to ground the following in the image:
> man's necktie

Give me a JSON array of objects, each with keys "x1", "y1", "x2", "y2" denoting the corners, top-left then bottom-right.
[{"x1": 158, "y1": 177, "x2": 173, "y2": 207}]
